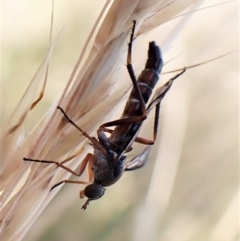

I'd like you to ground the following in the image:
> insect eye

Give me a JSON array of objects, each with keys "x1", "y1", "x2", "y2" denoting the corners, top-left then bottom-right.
[{"x1": 84, "y1": 184, "x2": 105, "y2": 200}]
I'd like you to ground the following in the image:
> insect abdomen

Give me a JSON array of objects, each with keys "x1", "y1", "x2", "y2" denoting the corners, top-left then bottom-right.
[
  {"x1": 109, "y1": 41, "x2": 163, "y2": 149},
  {"x1": 125, "y1": 41, "x2": 163, "y2": 115}
]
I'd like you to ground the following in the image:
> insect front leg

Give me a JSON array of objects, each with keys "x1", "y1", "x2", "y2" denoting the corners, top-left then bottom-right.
[
  {"x1": 24, "y1": 153, "x2": 93, "y2": 176},
  {"x1": 24, "y1": 153, "x2": 94, "y2": 190},
  {"x1": 50, "y1": 180, "x2": 90, "y2": 191},
  {"x1": 49, "y1": 153, "x2": 95, "y2": 191}
]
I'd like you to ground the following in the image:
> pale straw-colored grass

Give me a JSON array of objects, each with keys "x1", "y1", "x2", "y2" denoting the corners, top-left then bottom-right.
[{"x1": 1, "y1": 0, "x2": 238, "y2": 241}]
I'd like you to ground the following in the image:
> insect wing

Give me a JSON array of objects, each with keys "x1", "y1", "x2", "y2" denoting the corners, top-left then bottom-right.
[{"x1": 124, "y1": 146, "x2": 152, "y2": 171}]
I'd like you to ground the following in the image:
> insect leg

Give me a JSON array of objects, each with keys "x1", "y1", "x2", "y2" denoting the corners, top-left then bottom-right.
[
  {"x1": 101, "y1": 127, "x2": 154, "y2": 145},
  {"x1": 79, "y1": 160, "x2": 95, "y2": 200},
  {"x1": 101, "y1": 69, "x2": 186, "y2": 146},
  {"x1": 147, "y1": 68, "x2": 186, "y2": 140},
  {"x1": 57, "y1": 106, "x2": 107, "y2": 155},
  {"x1": 50, "y1": 154, "x2": 95, "y2": 191},
  {"x1": 147, "y1": 68, "x2": 186, "y2": 113},
  {"x1": 126, "y1": 20, "x2": 147, "y2": 116},
  {"x1": 99, "y1": 114, "x2": 147, "y2": 129},
  {"x1": 23, "y1": 153, "x2": 93, "y2": 176},
  {"x1": 99, "y1": 115, "x2": 156, "y2": 145},
  {"x1": 50, "y1": 180, "x2": 90, "y2": 191}
]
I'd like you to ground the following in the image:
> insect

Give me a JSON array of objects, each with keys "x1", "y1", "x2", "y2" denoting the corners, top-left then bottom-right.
[{"x1": 23, "y1": 21, "x2": 185, "y2": 210}]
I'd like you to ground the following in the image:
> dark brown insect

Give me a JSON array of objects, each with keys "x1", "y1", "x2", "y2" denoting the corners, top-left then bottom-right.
[{"x1": 24, "y1": 21, "x2": 185, "y2": 210}]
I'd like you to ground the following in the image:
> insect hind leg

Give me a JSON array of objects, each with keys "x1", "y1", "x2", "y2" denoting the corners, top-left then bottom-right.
[{"x1": 126, "y1": 21, "x2": 147, "y2": 116}]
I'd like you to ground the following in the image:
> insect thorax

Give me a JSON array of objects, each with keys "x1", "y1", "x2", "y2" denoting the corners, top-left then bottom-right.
[{"x1": 93, "y1": 149, "x2": 125, "y2": 186}]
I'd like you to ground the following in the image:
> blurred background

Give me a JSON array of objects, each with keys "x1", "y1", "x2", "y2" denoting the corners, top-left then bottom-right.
[{"x1": 1, "y1": 0, "x2": 239, "y2": 241}]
